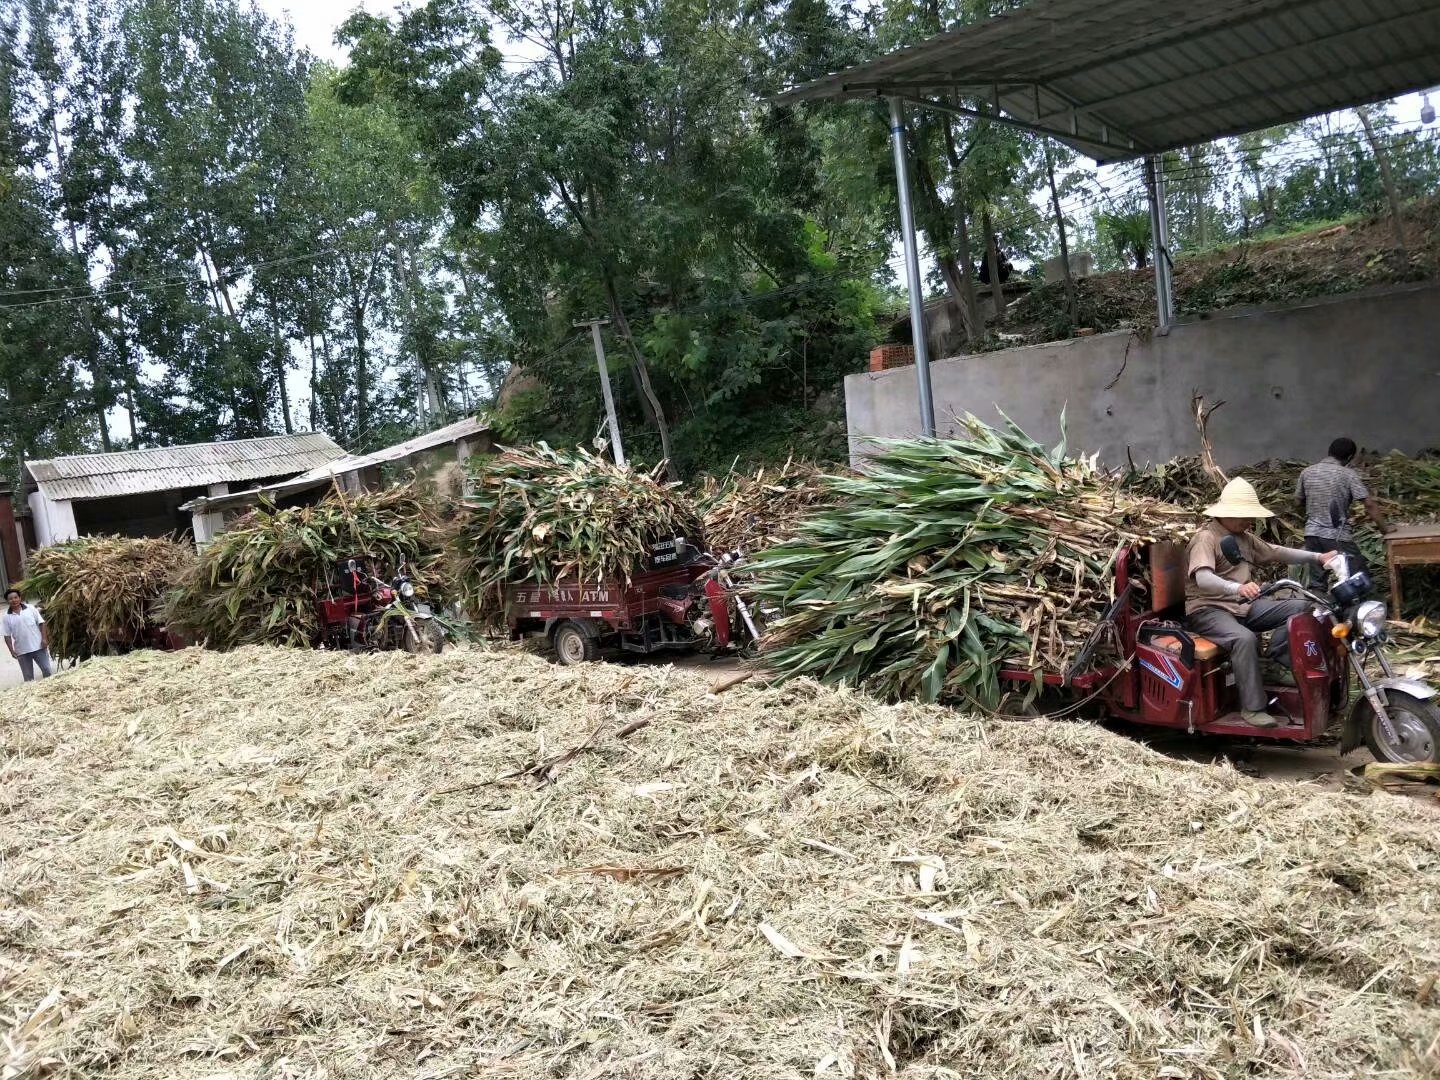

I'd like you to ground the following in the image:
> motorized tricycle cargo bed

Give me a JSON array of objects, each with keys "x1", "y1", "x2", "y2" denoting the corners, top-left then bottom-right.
[{"x1": 504, "y1": 566, "x2": 702, "y2": 634}]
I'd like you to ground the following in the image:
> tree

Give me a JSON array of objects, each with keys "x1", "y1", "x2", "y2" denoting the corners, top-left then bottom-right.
[
  {"x1": 1356, "y1": 106, "x2": 1407, "y2": 256},
  {"x1": 1043, "y1": 141, "x2": 1078, "y2": 327},
  {"x1": 0, "y1": 9, "x2": 92, "y2": 481},
  {"x1": 120, "y1": 0, "x2": 319, "y2": 436},
  {"x1": 300, "y1": 70, "x2": 450, "y2": 446},
  {"x1": 338, "y1": 0, "x2": 886, "y2": 475}
]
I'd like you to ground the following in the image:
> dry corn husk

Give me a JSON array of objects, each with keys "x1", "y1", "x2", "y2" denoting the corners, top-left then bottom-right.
[
  {"x1": 3, "y1": 647, "x2": 1440, "y2": 1078},
  {"x1": 159, "y1": 484, "x2": 448, "y2": 649},
  {"x1": 697, "y1": 458, "x2": 833, "y2": 554},
  {"x1": 19, "y1": 535, "x2": 193, "y2": 659},
  {"x1": 450, "y1": 444, "x2": 701, "y2": 613}
]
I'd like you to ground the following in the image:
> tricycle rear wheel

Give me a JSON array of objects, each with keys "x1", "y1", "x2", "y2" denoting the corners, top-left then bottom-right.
[
  {"x1": 995, "y1": 690, "x2": 1042, "y2": 718},
  {"x1": 553, "y1": 620, "x2": 600, "y2": 665},
  {"x1": 1361, "y1": 691, "x2": 1440, "y2": 764}
]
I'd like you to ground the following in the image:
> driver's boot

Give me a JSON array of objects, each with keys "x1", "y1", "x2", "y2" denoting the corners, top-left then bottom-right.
[
  {"x1": 1241, "y1": 709, "x2": 1279, "y2": 728},
  {"x1": 1260, "y1": 658, "x2": 1295, "y2": 687}
]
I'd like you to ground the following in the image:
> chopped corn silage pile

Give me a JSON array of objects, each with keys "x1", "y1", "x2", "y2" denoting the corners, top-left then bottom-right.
[{"x1": 4, "y1": 650, "x2": 1440, "y2": 1079}]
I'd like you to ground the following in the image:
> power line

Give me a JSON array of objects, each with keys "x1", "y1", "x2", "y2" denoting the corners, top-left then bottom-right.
[{"x1": 0, "y1": 246, "x2": 345, "y2": 311}]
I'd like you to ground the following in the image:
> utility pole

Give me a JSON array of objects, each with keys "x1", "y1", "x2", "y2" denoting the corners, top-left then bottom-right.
[
  {"x1": 886, "y1": 98, "x2": 936, "y2": 437},
  {"x1": 575, "y1": 317, "x2": 626, "y2": 467}
]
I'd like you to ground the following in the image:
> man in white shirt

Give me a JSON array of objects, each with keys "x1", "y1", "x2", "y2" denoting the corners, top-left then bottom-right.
[{"x1": 4, "y1": 588, "x2": 53, "y2": 681}]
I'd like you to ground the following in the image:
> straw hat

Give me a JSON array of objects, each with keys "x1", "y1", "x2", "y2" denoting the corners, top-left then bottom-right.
[{"x1": 1204, "y1": 477, "x2": 1274, "y2": 519}]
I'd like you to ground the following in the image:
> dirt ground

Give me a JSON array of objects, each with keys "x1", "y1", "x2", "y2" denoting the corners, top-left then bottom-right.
[
  {"x1": 1098, "y1": 716, "x2": 1440, "y2": 808},
  {"x1": 1127, "y1": 725, "x2": 1379, "y2": 790},
  {"x1": 0, "y1": 658, "x2": 35, "y2": 690},
  {"x1": 1000, "y1": 199, "x2": 1440, "y2": 347},
  {"x1": 0, "y1": 650, "x2": 70, "y2": 689}
]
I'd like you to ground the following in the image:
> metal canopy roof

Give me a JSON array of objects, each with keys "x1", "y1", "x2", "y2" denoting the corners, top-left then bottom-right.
[
  {"x1": 777, "y1": 0, "x2": 1440, "y2": 162},
  {"x1": 25, "y1": 433, "x2": 347, "y2": 501},
  {"x1": 180, "y1": 415, "x2": 491, "y2": 515}
]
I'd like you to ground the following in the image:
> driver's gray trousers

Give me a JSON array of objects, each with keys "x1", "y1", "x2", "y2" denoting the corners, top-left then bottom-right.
[{"x1": 1186, "y1": 598, "x2": 1311, "y2": 712}]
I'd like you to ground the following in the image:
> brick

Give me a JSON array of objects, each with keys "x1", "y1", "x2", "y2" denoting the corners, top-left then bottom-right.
[{"x1": 869, "y1": 344, "x2": 914, "y2": 372}]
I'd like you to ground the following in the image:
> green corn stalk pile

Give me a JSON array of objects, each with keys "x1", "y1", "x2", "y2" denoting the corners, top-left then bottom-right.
[
  {"x1": 160, "y1": 485, "x2": 449, "y2": 649},
  {"x1": 20, "y1": 536, "x2": 194, "y2": 660},
  {"x1": 749, "y1": 419, "x2": 1195, "y2": 707},
  {"x1": 451, "y1": 444, "x2": 702, "y2": 614}
]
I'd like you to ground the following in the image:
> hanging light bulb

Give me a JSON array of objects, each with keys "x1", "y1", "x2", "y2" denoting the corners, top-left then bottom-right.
[{"x1": 1423, "y1": 93, "x2": 1436, "y2": 125}]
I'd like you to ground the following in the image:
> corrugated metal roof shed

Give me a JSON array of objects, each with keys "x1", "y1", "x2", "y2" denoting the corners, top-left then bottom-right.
[
  {"x1": 777, "y1": 0, "x2": 1440, "y2": 162},
  {"x1": 26, "y1": 433, "x2": 347, "y2": 501}
]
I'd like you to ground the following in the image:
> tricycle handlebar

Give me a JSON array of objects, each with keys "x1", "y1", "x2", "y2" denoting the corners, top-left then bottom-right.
[{"x1": 1256, "y1": 577, "x2": 1330, "y2": 607}]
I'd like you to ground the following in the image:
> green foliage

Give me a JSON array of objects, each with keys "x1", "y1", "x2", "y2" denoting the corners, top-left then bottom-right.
[
  {"x1": 336, "y1": 0, "x2": 888, "y2": 477},
  {"x1": 0, "y1": 12, "x2": 93, "y2": 481},
  {"x1": 1095, "y1": 207, "x2": 1152, "y2": 270},
  {"x1": 1, "y1": 0, "x2": 1436, "y2": 489},
  {"x1": 490, "y1": 385, "x2": 554, "y2": 446},
  {"x1": 0, "y1": 0, "x2": 484, "y2": 481}
]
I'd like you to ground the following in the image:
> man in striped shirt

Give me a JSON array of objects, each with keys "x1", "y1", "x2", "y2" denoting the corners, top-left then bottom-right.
[{"x1": 1296, "y1": 437, "x2": 1389, "y2": 583}]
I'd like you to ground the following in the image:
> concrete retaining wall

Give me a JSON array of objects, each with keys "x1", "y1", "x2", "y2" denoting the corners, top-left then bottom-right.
[{"x1": 845, "y1": 282, "x2": 1440, "y2": 468}]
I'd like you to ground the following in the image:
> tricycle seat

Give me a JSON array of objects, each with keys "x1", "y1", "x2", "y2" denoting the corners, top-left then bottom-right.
[{"x1": 1151, "y1": 633, "x2": 1222, "y2": 662}]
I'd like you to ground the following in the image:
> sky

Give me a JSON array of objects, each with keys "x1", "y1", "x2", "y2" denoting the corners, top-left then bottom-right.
[{"x1": 254, "y1": 0, "x2": 402, "y2": 63}]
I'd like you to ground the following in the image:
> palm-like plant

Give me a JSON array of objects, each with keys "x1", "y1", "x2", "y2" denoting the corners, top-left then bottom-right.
[{"x1": 1096, "y1": 209, "x2": 1153, "y2": 269}]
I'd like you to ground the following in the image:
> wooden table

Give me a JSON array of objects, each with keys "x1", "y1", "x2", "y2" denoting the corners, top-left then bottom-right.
[{"x1": 1385, "y1": 523, "x2": 1440, "y2": 617}]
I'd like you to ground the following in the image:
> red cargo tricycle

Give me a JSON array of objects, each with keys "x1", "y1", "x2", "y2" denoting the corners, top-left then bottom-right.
[
  {"x1": 505, "y1": 536, "x2": 764, "y2": 664},
  {"x1": 997, "y1": 541, "x2": 1440, "y2": 764}
]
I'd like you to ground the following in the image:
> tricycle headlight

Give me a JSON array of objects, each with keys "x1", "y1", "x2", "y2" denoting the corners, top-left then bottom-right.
[
  {"x1": 400, "y1": 581, "x2": 416, "y2": 599},
  {"x1": 1355, "y1": 600, "x2": 1387, "y2": 638}
]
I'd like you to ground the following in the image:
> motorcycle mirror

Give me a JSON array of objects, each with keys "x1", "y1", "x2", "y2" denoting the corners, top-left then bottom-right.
[
  {"x1": 1329, "y1": 499, "x2": 1344, "y2": 529},
  {"x1": 1219, "y1": 534, "x2": 1244, "y2": 565}
]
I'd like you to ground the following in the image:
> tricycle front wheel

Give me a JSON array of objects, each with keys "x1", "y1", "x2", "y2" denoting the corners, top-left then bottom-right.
[
  {"x1": 404, "y1": 620, "x2": 446, "y2": 655},
  {"x1": 1361, "y1": 691, "x2": 1440, "y2": 764}
]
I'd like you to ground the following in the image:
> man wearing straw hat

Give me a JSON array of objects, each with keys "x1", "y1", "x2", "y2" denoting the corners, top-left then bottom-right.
[{"x1": 1185, "y1": 478, "x2": 1340, "y2": 728}]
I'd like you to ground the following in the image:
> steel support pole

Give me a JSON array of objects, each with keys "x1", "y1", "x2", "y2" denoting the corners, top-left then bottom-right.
[
  {"x1": 887, "y1": 97, "x2": 936, "y2": 437},
  {"x1": 576, "y1": 318, "x2": 626, "y2": 467},
  {"x1": 1144, "y1": 154, "x2": 1174, "y2": 331}
]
